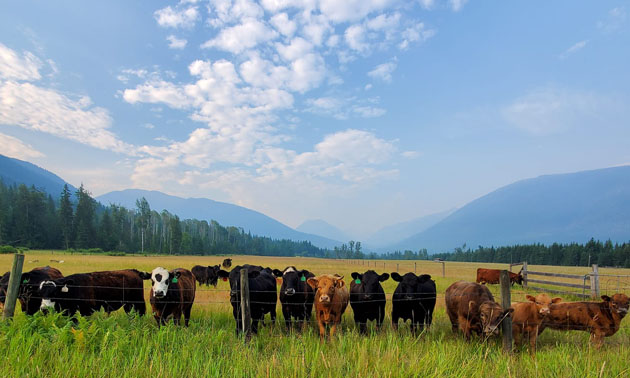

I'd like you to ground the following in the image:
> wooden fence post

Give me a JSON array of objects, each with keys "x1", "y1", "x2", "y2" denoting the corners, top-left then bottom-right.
[
  {"x1": 500, "y1": 270, "x2": 513, "y2": 353},
  {"x1": 522, "y1": 262, "x2": 528, "y2": 289},
  {"x1": 396, "y1": 263, "x2": 399, "y2": 272},
  {"x1": 239, "y1": 268, "x2": 251, "y2": 338},
  {"x1": 442, "y1": 262, "x2": 445, "y2": 278},
  {"x1": 414, "y1": 262, "x2": 416, "y2": 274},
  {"x1": 3, "y1": 253, "x2": 25, "y2": 320},
  {"x1": 591, "y1": 264, "x2": 600, "y2": 299}
]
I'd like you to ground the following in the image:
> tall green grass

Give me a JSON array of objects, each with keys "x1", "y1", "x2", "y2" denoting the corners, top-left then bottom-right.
[{"x1": 1, "y1": 307, "x2": 629, "y2": 378}]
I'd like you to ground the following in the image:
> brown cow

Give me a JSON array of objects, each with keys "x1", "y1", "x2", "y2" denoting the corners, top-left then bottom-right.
[
  {"x1": 510, "y1": 294, "x2": 562, "y2": 354},
  {"x1": 476, "y1": 268, "x2": 523, "y2": 285},
  {"x1": 540, "y1": 294, "x2": 629, "y2": 347},
  {"x1": 445, "y1": 281, "x2": 513, "y2": 340},
  {"x1": 307, "y1": 274, "x2": 349, "y2": 340},
  {"x1": 142, "y1": 267, "x2": 196, "y2": 326}
]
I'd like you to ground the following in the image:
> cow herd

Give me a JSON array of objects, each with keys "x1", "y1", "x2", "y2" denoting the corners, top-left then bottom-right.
[{"x1": 0, "y1": 263, "x2": 628, "y2": 352}]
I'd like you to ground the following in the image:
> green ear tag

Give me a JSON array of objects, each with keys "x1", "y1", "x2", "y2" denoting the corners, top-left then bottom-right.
[
  {"x1": 355, "y1": 279, "x2": 361, "y2": 284},
  {"x1": 22, "y1": 279, "x2": 28, "y2": 284},
  {"x1": 172, "y1": 277, "x2": 178, "y2": 283},
  {"x1": 300, "y1": 276, "x2": 306, "y2": 282}
]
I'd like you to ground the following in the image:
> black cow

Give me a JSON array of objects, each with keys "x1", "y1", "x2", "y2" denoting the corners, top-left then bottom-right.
[
  {"x1": 349, "y1": 270, "x2": 389, "y2": 334},
  {"x1": 272, "y1": 266, "x2": 315, "y2": 330},
  {"x1": 391, "y1": 272, "x2": 436, "y2": 335},
  {"x1": 38, "y1": 269, "x2": 147, "y2": 317},
  {"x1": 141, "y1": 267, "x2": 196, "y2": 326},
  {"x1": 218, "y1": 264, "x2": 277, "y2": 334},
  {"x1": 191, "y1": 265, "x2": 221, "y2": 287},
  {"x1": 222, "y1": 258, "x2": 232, "y2": 269},
  {"x1": 0, "y1": 266, "x2": 63, "y2": 315}
]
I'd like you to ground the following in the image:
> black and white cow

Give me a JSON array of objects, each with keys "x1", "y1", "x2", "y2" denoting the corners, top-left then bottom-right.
[
  {"x1": 0, "y1": 266, "x2": 63, "y2": 315},
  {"x1": 38, "y1": 269, "x2": 147, "y2": 317},
  {"x1": 391, "y1": 272, "x2": 436, "y2": 335},
  {"x1": 218, "y1": 264, "x2": 277, "y2": 334},
  {"x1": 349, "y1": 270, "x2": 389, "y2": 333},
  {"x1": 141, "y1": 267, "x2": 196, "y2": 326},
  {"x1": 272, "y1": 266, "x2": 315, "y2": 330}
]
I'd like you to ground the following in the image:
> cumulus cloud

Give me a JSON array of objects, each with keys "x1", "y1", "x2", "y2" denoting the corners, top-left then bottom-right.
[
  {"x1": 306, "y1": 96, "x2": 386, "y2": 119},
  {"x1": 166, "y1": 35, "x2": 188, "y2": 49},
  {"x1": 449, "y1": 0, "x2": 469, "y2": 12},
  {"x1": 202, "y1": 18, "x2": 278, "y2": 54},
  {"x1": 368, "y1": 59, "x2": 397, "y2": 82},
  {"x1": 0, "y1": 132, "x2": 45, "y2": 160},
  {"x1": 154, "y1": 6, "x2": 199, "y2": 29},
  {"x1": 0, "y1": 43, "x2": 42, "y2": 81}
]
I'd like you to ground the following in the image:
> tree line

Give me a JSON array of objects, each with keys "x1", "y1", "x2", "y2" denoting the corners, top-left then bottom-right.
[{"x1": 0, "y1": 180, "x2": 327, "y2": 257}]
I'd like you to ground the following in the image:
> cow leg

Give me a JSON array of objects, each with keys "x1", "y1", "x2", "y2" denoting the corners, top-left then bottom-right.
[
  {"x1": 377, "y1": 307, "x2": 385, "y2": 331},
  {"x1": 528, "y1": 330, "x2": 537, "y2": 355},
  {"x1": 183, "y1": 304, "x2": 192, "y2": 327},
  {"x1": 458, "y1": 315, "x2": 472, "y2": 340},
  {"x1": 590, "y1": 332, "x2": 605, "y2": 349},
  {"x1": 172, "y1": 309, "x2": 181, "y2": 326},
  {"x1": 318, "y1": 320, "x2": 326, "y2": 341},
  {"x1": 447, "y1": 309, "x2": 458, "y2": 333},
  {"x1": 392, "y1": 312, "x2": 400, "y2": 331},
  {"x1": 270, "y1": 308, "x2": 276, "y2": 325},
  {"x1": 282, "y1": 306, "x2": 292, "y2": 331},
  {"x1": 251, "y1": 318, "x2": 260, "y2": 334},
  {"x1": 330, "y1": 322, "x2": 338, "y2": 338}
]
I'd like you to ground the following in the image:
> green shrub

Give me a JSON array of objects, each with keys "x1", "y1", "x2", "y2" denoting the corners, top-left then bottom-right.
[
  {"x1": 105, "y1": 251, "x2": 126, "y2": 256},
  {"x1": 0, "y1": 245, "x2": 17, "y2": 254}
]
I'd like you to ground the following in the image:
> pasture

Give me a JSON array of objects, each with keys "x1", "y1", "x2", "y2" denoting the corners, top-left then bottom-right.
[{"x1": 1, "y1": 251, "x2": 630, "y2": 377}]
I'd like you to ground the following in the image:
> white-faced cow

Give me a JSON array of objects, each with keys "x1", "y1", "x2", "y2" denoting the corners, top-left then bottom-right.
[
  {"x1": 349, "y1": 270, "x2": 389, "y2": 333},
  {"x1": 38, "y1": 269, "x2": 146, "y2": 317},
  {"x1": 391, "y1": 272, "x2": 436, "y2": 335},
  {"x1": 141, "y1": 267, "x2": 196, "y2": 326},
  {"x1": 272, "y1": 266, "x2": 315, "y2": 330},
  {"x1": 0, "y1": 266, "x2": 63, "y2": 315},
  {"x1": 218, "y1": 265, "x2": 277, "y2": 334}
]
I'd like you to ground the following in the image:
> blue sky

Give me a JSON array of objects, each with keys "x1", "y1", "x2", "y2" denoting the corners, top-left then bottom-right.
[{"x1": 1, "y1": 0, "x2": 629, "y2": 238}]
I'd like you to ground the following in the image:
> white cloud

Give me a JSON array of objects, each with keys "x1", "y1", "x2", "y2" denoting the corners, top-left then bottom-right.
[
  {"x1": 319, "y1": 0, "x2": 394, "y2": 23},
  {"x1": 399, "y1": 22, "x2": 435, "y2": 50},
  {"x1": 202, "y1": 18, "x2": 278, "y2": 54},
  {"x1": 598, "y1": 7, "x2": 626, "y2": 33},
  {"x1": 306, "y1": 96, "x2": 386, "y2": 119},
  {"x1": 417, "y1": 0, "x2": 435, "y2": 10},
  {"x1": 166, "y1": 35, "x2": 188, "y2": 49},
  {"x1": 368, "y1": 60, "x2": 397, "y2": 83},
  {"x1": 560, "y1": 40, "x2": 588, "y2": 59},
  {"x1": 502, "y1": 87, "x2": 603, "y2": 135},
  {"x1": 0, "y1": 132, "x2": 45, "y2": 160},
  {"x1": 0, "y1": 81, "x2": 131, "y2": 153},
  {"x1": 154, "y1": 6, "x2": 199, "y2": 29},
  {"x1": 270, "y1": 12, "x2": 297, "y2": 37},
  {"x1": 0, "y1": 43, "x2": 42, "y2": 81},
  {"x1": 345, "y1": 24, "x2": 369, "y2": 53},
  {"x1": 449, "y1": 0, "x2": 469, "y2": 12}
]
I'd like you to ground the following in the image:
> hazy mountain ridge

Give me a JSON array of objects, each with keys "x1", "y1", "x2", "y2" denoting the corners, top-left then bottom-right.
[
  {"x1": 296, "y1": 219, "x2": 351, "y2": 243},
  {"x1": 0, "y1": 155, "x2": 77, "y2": 196}
]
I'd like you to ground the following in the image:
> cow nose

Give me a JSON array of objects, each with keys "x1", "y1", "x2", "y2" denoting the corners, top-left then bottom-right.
[
  {"x1": 540, "y1": 308, "x2": 550, "y2": 315},
  {"x1": 363, "y1": 294, "x2": 372, "y2": 300},
  {"x1": 320, "y1": 295, "x2": 330, "y2": 302},
  {"x1": 405, "y1": 295, "x2": 413, "y2": 300},
  {"x1": 230, "y1": 290, "x2": 238, "y2": 296},
  {"x1": 285, "y1": 288, "x2": 295, "y2": 296},
  {"x1": 154, "y1": 291, "x2": 165, "y2": 298}
]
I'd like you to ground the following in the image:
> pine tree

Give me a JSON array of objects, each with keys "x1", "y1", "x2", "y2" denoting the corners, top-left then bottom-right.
[
  {"x1": 74, "y1": 184, "x2": 96, "y2": 249},
  {"x1": 59, "y1": 184, "x2": 74, "y2": 249}
]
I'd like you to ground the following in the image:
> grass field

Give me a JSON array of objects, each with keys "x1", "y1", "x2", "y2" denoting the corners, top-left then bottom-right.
[{"x1": 1, "y1": 251, "x2": 630, "y2": 377}]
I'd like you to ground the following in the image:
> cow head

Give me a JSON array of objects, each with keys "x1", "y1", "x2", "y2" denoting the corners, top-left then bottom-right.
[
  {"x1": 146, "y1": 267, "x2": 181, "y2": 299},
  {"x1": 391, "y1": 272, "x2": 429, "y2": 300},
  {"x1": 273, "y1": 266, "x2": 311, "y2": 296},
  {"x1": 307, "y1": 275, "x2": 344, "y2": 305},
  {"x1": 218, "y1": 266, "x2": 261, "y2": 301},
  {"x1": 39, "y1": 278, "x2": 74, "y2": 313},
  {"x1": 476, "y1": 301, "x2": 513, "y2": 337},
  {"x1": 222, "y1": 258, "x2": 232, "y2": 269},
  {"x1": 526, "y1": 293, "x2": 561, "y2": 317},
  {"x1": 351, "y1": 270, "x2": 389, "y2": 300},
  {"x1": 602, "y1": 294, "x2": 630, "y2": 316},
  {"x1": 206, "y1": 265, "x2": 221, "y2": 287}
]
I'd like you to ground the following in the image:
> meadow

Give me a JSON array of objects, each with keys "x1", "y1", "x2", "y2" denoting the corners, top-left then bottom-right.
[{"x1": 1, "y1": 251, "x2": 630, "y2": 377}]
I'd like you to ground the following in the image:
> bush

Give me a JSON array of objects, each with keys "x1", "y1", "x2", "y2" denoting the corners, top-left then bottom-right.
[
  {"x1": 0, "y1": 245, "x2": 17, "y2": 254},
  {"x1": 87, "y1": 248, "x2": 104, "y2": 254},
  {"x1": 105, "y1": 251, "x2": 126, "y2": 257}
]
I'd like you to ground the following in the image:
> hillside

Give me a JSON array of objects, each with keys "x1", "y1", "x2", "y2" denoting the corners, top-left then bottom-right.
[
  {"x1": 296, "y1": 219, "x2": 350, "y2": 243},
  {"x1": 365, "y1": 210, "x2": 454, "y2": 249},
  {"x1": 393, "y1": 166, "x2": 630, "y2": 253},
  {"x1": 97, "y1": 189, "x2": 341, "y2": 249},
  {"x1": 0, "y1": 154, "x2": 77, "y2": 196}
]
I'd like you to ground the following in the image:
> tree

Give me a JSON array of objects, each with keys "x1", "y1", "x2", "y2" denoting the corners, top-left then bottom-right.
[
  {"x1": 136, "y1": 197, "x2": 150, "y2": 253},
  {"x1": 74, "y1": 184, "x2": 96, "y2": 249},
  {"x1": 59, "y1": 184, "x2": 74, "y2": 249}
]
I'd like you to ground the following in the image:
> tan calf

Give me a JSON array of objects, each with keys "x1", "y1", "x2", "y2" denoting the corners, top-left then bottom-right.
[
  {"x1": 510, "y1": 294, "x2": 561, "y2": 354},
  {"x1": 307, "y1": 274, "x2": 349, "y2": 340}
]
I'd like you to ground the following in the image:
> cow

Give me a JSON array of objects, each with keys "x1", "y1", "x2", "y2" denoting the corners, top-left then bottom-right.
[
  {"x1": 222, "y1": 258, "x2": 232, "y2": 269},
  {"x1": 476, "y1": 268, "x2": 523, "y2": 285},
  {"x1": 0, "y1": 266, "x2": 63, "y2": 315},
  {"x1": 307, "y1": 274, "x2": 349, "y2": 340},
  {"x1": 191, "y1": 264, "x2": 221, "y2": 287},
  {"x1": 540, "y1": 293, "x2": 629, "y2": 348},
  {"x1": 510, "y1": 293, "x2": 561, "y2": 354},
  {"x1": 391, "y1": 272, "x2": 436, "y2": 335},
  {"x1": 141, "y1": 267, "x2": 196, "y2": 326},
  {"x1": 272, "y1": 266, "x2": 315, "y2": 331},
  {"x1": 218, "y1": 265, "x2": 277, "y2": 335},
  {"x1": 349, "y1": 270, "x2": 389, "y2": 334},
  {"x1": 445, "y1": 281, "x2": 513, "y2": 340},
  {"x1": 38, "y1": 269, "x2": 147, "y2": 317}
]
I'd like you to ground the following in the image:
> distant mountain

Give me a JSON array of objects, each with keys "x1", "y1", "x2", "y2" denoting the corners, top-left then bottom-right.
[
  {"x1": 296, "y1": 219, "x2": 351, "y2": 243},
  {"x1": 392, "y1": 166, "x2": 630, "y2": 253},
  {"x1": 365, "y1": 209, "x2": 454, "y2": 249},
  {"x1": 97, "y1": 189, "x2": 341, "y2": 249},
  {"x1": 0, "y1": 154, "x2": 77, "y2": 196}
]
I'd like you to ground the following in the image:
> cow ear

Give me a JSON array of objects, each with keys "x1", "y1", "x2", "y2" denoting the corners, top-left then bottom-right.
[
  {"x1": 335, "y1": 278, "x2": 345, "y2": 288},
  {"x1": 552, "y1": 297, "x2": 562, "y2": 304},
  {"x1": 351, "y1": 272, "x2": 360, "y2": 280},
  {"x1": 139, "y1": 271, "x2": 152, "y2": 280},
  {"x1": 217, "y1": 270, "x2": 230, "y2": 278},
  {"x1": 307, "y1": 277, "x2": 318, "y2": 290},
  {"x1": 391, "y1": 273, "x2": 402, "y2": 282},
  {"x1": 526, "y1": 295, "x2": 536, "y2": 302},
  {"x1": 248, "y1": 270, "x2": 260, "y2": 278},
  {"x1": 379, "y1": 273, "x2": 390, "y2": 282},
  {"x1": 300, "y1": 270, "x2": 311, "y2": 277},
  {"x1": 601, "y1": 295, "x2": 611, "y2": 302},
  {"x1": 272, "y1": 269, "x2": 283, "y2": 277},
  {"x1": 21, "y1": 273, "x2": 30, "y2": 284}
]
